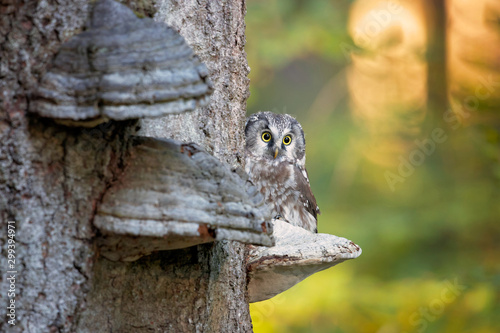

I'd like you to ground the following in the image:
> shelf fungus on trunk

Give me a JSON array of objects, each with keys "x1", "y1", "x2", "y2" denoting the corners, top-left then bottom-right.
[
  {"x1": 29, "y1": 0, "x2": 213, "y2": 127},
  {"x1": 94, "y1": 136, "x2": 273, "y2": 261},
  {"x1": 247, "y1": 220, "x2": 362, "y2": 303}
]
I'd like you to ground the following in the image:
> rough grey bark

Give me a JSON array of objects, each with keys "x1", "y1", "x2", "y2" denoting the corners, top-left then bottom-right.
[
  {"x1": 1, "y1": 0, "x2": 253, "y2": 332},
  {"x1": 132, "y1": 2, "x2": 253, "y2": 331},
  {"x1": 139, "y1": 0, "x2": 250, "y2": 167}
]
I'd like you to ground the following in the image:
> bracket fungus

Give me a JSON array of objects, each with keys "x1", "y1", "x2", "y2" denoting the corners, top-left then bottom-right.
[
  {"x1": 94, "y1": 136, "x2": 273, "y2": 261},
  {"x1": 30, "y1": 0, "x2": 213, "y2": 127},
  {"x1": 247, "y1": 220, "x2": 362, "y2": 303}
]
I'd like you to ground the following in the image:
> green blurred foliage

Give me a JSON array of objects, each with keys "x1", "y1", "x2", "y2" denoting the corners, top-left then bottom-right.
[
  {"x1": 246, "y1": 0, "x2": 353, "y2": 108},
  {"x1": 246, "y1": 0, "x2": 500, "y2": 332}
]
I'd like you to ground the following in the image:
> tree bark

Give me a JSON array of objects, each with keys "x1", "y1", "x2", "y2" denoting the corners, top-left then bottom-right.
[{"x1": 0, "y1": 0, "x2": 252, "y2": 332}]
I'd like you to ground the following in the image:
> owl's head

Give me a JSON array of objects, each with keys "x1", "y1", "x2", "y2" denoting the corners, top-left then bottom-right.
[{"x1": 245, "y1": 111, "x2": 306, "y2": 165}]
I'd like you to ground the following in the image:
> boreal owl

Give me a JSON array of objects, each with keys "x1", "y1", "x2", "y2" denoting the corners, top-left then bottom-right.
[{"x1": 244, "y1": 111, "x2": 320, "y2": 233}]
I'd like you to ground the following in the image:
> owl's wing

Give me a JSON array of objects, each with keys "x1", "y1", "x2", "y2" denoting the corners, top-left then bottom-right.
[{"x1": 294, "y1": 163, "x2": 321, "y2": 219}]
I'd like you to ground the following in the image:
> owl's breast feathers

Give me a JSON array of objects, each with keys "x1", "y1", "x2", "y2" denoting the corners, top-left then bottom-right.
[{"x1": 245, "y1": 156, "x2": 320, "y2": 233}]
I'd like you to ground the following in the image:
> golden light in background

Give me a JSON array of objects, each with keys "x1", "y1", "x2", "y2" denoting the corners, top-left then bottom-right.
[
  {"x1": 347, "y1": 0, "x2": 428, "y2": 168},
  {"x1": 248, "y1": 1, "x2": 500, "y2": 332},
  {"x1": 447, "y1": 0, "x2": 500, "y2": 126}
]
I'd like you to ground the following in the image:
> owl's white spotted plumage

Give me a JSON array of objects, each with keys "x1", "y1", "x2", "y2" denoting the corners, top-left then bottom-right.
[{"x1": 244, "y1": 111, "x2": 320, "y2": 233}]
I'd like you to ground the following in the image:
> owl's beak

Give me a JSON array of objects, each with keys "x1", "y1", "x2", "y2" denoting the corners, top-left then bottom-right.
[{"x1": 274, "y1": 147, "x2": 279, "y2": 159}]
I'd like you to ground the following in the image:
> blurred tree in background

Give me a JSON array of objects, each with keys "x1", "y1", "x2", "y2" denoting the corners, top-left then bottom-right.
[{"x1": 247, "y1": 0, "x2": 500, "y2": 332}]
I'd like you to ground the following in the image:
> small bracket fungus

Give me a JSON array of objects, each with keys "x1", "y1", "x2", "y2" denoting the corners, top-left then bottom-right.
[
  {"x1": 94, "y1": 136, "x2": 273, "y2": 261},
  {"x1": 247, "y1": 220, "x2": 362, "y2": 303},
  {"x1": 30, "y1": 0, "x2": 213, "y2": 127}
]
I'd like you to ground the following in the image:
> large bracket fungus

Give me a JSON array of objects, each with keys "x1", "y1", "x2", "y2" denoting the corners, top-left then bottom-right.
[
  {"x1": 30, "y1": 0, "x2": 213, "y2": 127},
  {"x1": 247, "y1": 220, "x2": 362, "y2": 303},
  {"x1": 94, "y1": 136, "x2": 274, "y2": 261}
]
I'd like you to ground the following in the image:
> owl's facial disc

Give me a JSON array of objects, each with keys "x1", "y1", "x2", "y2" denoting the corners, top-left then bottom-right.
[{"x1": 245, "y1": 111, "x2": 306, "y2": 167}]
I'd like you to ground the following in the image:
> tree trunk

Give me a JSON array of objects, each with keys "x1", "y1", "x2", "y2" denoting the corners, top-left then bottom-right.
[{"x1": 0, "y1": 0, "x2": 252, "y2": 332}]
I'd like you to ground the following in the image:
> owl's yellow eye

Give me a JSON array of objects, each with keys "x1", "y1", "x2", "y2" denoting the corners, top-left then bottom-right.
[
  {"x1": 261, "y1": 132, "x2": 272, "y2": 142},
  {"x1": 283, "y1": 135, "x2": 292, "y2": 145}
]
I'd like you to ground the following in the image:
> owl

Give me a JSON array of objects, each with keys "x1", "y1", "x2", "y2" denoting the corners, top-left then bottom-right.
[{"x1": 244, "y1": 111, "x2": 320, "y2": 233}]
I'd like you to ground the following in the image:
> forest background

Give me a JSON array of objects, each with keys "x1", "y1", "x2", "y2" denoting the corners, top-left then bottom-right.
[{"x1": 246, "y1": 1, "x2": 500, "y2": 332}]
